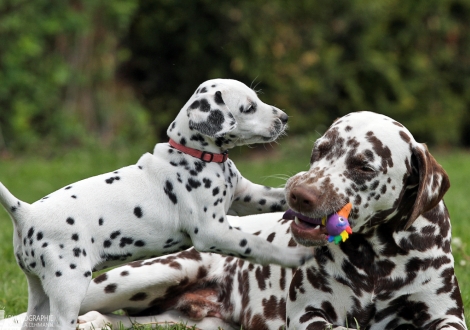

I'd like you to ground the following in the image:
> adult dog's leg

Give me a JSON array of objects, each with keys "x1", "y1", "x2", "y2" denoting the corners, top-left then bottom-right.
[{"x1": 79, "y1": 249, "x2": 221, "y2": 315}]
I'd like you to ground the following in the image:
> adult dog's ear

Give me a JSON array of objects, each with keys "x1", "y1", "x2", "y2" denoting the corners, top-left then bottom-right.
[
  {"x1": 187, "y1": 90, "x2": 237, "y2": 137},
  {"x1": 404, "y1": 144, "x2": 450, "y2": 230}
]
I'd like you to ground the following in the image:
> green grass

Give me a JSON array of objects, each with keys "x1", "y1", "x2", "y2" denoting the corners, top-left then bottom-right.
[{"x1": 0, "y1": 139, "x2": 469, "y2": 329}]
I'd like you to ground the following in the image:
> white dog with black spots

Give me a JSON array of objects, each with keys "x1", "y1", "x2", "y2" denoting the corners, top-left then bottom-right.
[{"x1": 0, "y1": 79, "x2": 314, "y2": 330}]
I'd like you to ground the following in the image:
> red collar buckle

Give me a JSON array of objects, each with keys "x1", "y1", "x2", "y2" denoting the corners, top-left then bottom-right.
[{"x1": 168, "y1": 139, "x2": 229, "y2": 163}]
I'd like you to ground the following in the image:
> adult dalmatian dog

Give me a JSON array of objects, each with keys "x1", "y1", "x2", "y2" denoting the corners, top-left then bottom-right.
[
  {"x1": 0, "y1": 79, "x2": 315, "y2": 330},
  {"x1": 59, "y1": 111, "x2": 464, "y2": 330}
]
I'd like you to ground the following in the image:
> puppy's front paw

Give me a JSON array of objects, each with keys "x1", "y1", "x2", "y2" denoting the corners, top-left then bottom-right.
[{"x1": 280, "y1": 246, "x2": 315, "y2": 268}]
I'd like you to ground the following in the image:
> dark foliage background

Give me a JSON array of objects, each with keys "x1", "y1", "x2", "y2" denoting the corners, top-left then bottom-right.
[{"x1": 1, "y1": 0, "x2": 470, "y2": 155}]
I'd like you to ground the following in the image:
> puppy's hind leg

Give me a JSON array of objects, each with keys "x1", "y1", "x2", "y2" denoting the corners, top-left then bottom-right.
[
  {"x1": 43, "y1": 271, "x2": 92, "y2": 330},
  {"x1": 23, "y1": 274, "x2": 50, "y2": 330}
]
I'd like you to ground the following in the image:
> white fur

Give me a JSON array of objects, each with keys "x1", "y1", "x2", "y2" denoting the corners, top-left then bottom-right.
[{"x1": 0, "y1": 79, "x2": 313, "y2": 329}]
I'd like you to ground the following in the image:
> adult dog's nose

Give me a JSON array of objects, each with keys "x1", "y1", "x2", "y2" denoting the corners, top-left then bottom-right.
[{"x1": 288, "y1": 186, "x2": 318, "y2": 213}]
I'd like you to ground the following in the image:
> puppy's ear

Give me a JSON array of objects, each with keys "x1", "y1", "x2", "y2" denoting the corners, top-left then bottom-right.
[
  {"x1": 404, "y1": 144, "x2": 450, "y2": 229},
  {"x1": 187, "y1": 90, "x2": 237, "y2": 137}
]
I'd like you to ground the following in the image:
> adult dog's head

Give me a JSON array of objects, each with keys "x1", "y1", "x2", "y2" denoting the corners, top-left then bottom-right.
[{"x1": 285, "y1": 111, "x2": 450, "y2": 246}]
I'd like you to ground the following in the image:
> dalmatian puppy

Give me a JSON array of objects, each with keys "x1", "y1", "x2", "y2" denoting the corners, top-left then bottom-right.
[
  {"x1": 0, "y1": 79, "x2": 314, "y2": 329},
  {"x1": 62, "y1": 111, "x2": 464, "y2": 330}
]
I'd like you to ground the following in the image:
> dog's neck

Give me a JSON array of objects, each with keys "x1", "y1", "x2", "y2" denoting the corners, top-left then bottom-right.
[{"x1": 167, "y1": 115, "x2": 229, "y2": 155}]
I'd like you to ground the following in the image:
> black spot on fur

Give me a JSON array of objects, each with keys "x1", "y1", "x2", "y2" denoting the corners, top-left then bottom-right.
[
  {"x1": 187, "y1": 178, "x2": 201, "y2": 191},
  {"x1": 55, "y1": 271, "x2": 62, "y2": 277},
  {"x1": 84, "y1": 271, "x2": 92, "y2": 277},
  {"x1": 164, "y1": 180, "x2": 178, "y2": 204},
  {"x1": 37, "y1": 232, "x2": 43, "y2": 240},
  {"x1": 119, "y1": 237, "x2": 134, "y2": 247},
  {"x1": 134, "y1": 240, "x2": 145, "y2": 247},
  {"x1": 73, "y1": 248, "x2": 81, "y2": 257},
  {"x1": 214, "y1": 91, "x2": 225, "y2": 105},
  {"x1": 203, "y1": 178, "x2": 212, "y2": 188},
  {"x1": 71, "y1": 233, "x2": 79, "y2": 241},
  {"x1": 134, "y1": 206, "x2": 143, "y2": 218},
  {"x1": 70, "y1": 264, "x2": 76, "y2": 269},
  {"x1": 105, "y1": 176, "x2": 120, "y2": 184},
  {"x1": 190, "y1": 100, "x2": 200, "y2": 109},
  {"x1": 240, "y1": 239, "x2": 248, "y2": 247},
  {"x1": 66, "y1": 217, "x2": 75, "y2": 225},
  {"x1": 189, "y1": 109, "x2": 226, "y2": 136},
  {"x1": 104, "y1": 240, "x2": 112, "y2": 248},
  {"x1": 99, "y1": 218, "x2": 104, "y2": 226}
]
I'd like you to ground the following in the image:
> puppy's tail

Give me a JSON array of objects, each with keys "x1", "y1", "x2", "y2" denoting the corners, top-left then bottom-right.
[{"x1": 0, "y1": 182, "x2": 29, "y2": 222}]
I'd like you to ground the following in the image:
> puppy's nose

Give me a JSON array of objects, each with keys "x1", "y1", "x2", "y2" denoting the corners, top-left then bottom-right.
[
  {"x1": 279, "y1": 113, "x2": 289, "y2": 124},
  {"x1": 289, "y1": 186, "x2": 317, "y2": 213}
]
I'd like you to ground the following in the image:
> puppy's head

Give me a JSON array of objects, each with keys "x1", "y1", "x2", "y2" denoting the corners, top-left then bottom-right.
[
  {"x1": 285, "y1": 111, "x2": 449, "y2": 246},
  {"x1": 169, "y1": 79, "x2": 288, "y2": 149}
]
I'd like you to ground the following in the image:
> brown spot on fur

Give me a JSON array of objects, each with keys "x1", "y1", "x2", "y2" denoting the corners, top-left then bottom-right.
[
  {"x1": 280, "y1": 268, "x2": 286, "y2": 290},
  {"x1": 266, "y1": 232, "x2": 276, "y2": 242},
  {"x1": 366, "y1": 131, "x2": 393, "y2": 173},
  {"x1": 262, "y1": 295, "x2": 286, "y2": 320},
  {"x1": 249, "y1": 314, "x2": 269, "y2": 330},
  {"x1": 393, "y1": 121, "x2": 404, "y2": 128},
  {"x1": 289, "y1": 268, "x2": 304, "y2": 302},
  {"x1": 176, "y1": 287, "x2": 221, "y2": 320},
  {"x1": 288, "y1": 237, "x2": 297, "y2": 247},
  {"x1": 129, "y1": 292, "x2": 148, "y2": 301},
  {"x1": 399, "y1": 130, "x2": 411, "y2": 143},
  {"x1": 104, "y1": 283, "x2": 117, "y2": 293},
  {"x1": 93, "y1": 273, "x2": 108, "y2": 284},
  {"x1": 255, "y1": 265, "x2": 271, "y2": 290}
]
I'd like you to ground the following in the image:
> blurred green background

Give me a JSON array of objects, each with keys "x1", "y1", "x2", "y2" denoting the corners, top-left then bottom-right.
[{"x1": 1, "y1": 0, "x2": 470, "y2": 156}]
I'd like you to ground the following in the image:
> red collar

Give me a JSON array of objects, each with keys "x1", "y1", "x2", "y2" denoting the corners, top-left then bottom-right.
[{"x1": 168, "y1": 139, "x2": 229, "y2": 163}]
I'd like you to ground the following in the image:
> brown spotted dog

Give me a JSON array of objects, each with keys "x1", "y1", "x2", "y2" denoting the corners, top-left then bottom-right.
[
  {"x1": 78, "y1": 111, "x2": 464, "y2": 330},
  {"x1": 2, "y1": 111, "x2": 465, "y2": 330}
]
